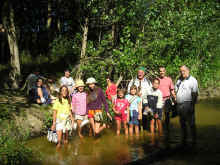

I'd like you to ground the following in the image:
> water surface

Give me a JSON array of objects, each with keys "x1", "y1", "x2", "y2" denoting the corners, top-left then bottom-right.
[{"x1": 27, "y1": 98, "x2": 220, "y2": 165}]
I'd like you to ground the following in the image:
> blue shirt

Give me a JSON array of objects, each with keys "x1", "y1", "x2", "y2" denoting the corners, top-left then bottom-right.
[{"x1": 125, "y1": 94, "x2": 141, "y2": 112}]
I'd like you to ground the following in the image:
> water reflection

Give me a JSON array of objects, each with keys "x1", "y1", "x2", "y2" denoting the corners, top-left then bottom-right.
[{"x1": 27, "y1": 98, "x2": 220, "y2": 165}]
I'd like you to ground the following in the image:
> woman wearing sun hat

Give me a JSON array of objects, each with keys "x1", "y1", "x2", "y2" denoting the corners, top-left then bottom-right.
[
  {"x1": 72, "y1": 79, "x2": 88, "y2": 138},
  {"x1": 86, "y1": 77, "x2": 112, "y2": 136}
]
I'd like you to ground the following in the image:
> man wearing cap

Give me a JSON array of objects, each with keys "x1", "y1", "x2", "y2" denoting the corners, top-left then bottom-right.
[
  {"x1": 128, "y1": 66, "x2": 152, "y2": 130},
  {"x1": 175, "y1": 65, "x2": 198, "y2": 145},
  {"x1": 60, "y1": 70, "x2": 75, "y2": 93}
]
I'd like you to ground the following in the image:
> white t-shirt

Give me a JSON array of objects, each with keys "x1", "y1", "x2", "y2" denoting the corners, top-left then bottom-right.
[
  {"x1": 175, "y1": 76, "x2": 198, "y2": 104},
  {"x1": 127, "y1": 77, "x2": 152, "y2": 104},
  {"x1": 60, "y1": 76, "x2": 75, "y2": 91}
]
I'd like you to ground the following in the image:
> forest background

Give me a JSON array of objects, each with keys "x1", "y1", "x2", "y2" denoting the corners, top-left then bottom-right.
[
  {"x1": 0, "y1": 0, "x2": 220, "y2": 164},
  {"x1": 0, "y1": 0, "x2": 220, "y2": 89}
]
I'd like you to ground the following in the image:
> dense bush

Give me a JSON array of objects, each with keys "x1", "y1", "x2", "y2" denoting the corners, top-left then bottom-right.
[{"x1": 0, "y1": 123, "x2": 34, "y2": 165}]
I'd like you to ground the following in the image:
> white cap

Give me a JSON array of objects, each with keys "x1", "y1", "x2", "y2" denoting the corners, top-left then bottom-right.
[{"x1": 86, "y1": 77, "x2": 97, "y2": 84}]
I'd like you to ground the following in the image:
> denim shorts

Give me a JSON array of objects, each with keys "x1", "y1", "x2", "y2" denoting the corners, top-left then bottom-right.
[
  {"x1": 152, "y1": 109, "x2": 163, "y2": 120},
  {"x1": 129, "y1": 110, "x2": 139, "y2": 125}
]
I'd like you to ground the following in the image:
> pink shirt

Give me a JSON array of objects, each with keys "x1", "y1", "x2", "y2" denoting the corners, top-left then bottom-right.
[
  {"x1": 72, "y1": 92, "x2": 87, "y2": 115},
  {"x1": 106, "y1": 83, "x2": 117, "y2": 100},
  {"x1": 114, "y1": 98, "x2": 129, "y2": 114},
  {"x1": 159, "y1": 76, "x2": 174, "y2": 99}
]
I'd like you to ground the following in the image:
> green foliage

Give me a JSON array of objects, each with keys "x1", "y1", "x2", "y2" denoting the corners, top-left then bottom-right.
[
  {"x1": 41, "y1": 106, "x2": 53, "y2": 130},
  {"x1": 0, "y1": 104, "x2": 17, "y2": 120},
  {"x1": 73, "y1": 0, "x2": 220, "y2": 88},
  {"x1": 0, "y1": 123, "x2": 34, "y2": 165}
]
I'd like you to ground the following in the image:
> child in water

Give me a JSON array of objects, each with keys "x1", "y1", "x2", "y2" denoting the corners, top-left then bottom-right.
[
  {"x1": 51, "y1": 85, "x2": 74, "y2": 148},
  {"x1": 72, "y1": 79, "x2": 87, "y2": 138},
  {"x1": 113, "y1": 89, "x2": 129, "y2": 136},
  {"x1": 126, "y1": 85, "x2": 142, "y2": 136}
]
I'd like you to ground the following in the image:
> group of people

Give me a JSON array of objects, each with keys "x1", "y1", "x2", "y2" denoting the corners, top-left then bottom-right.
[{"x1": 27, "y1": 65, "x2": 198, "y2": 148}]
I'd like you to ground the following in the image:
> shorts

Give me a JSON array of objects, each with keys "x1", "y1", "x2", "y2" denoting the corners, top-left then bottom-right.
[
  {"x1": 88, "y1": 110, "x2": 103, "y2": 122},
  {"x1": 115, "y1": 112, "x2": 127, "y2": 122},
  {"x1": 75, "y1": 114, "x2": 88, "y2": 121},
  {"x1": 56, "y1": 118, "x2": 72, "y2": 133},
  {"x1": 129, "y1": 110, "x2": 139, "y2": 125},
  {"x1": 152, "y1": 109, "x2": 163, "y2": 120}
]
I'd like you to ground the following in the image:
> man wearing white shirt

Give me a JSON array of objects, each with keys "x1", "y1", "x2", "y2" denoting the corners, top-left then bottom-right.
[
  {"x1": 128, "y1": 67, "x2": 152, "y2": 130},
  {"x1": 60, "y1": 70, "x2": 75, "y2": 93},
  {"x1": 175, "y1": 65, "x2": 198, "y2": 145}
]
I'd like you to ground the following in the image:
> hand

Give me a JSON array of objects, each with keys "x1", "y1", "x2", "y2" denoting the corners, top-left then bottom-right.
[
  {"x1": 145, "y1": 106, "x2": 149, "y2": 111},
  {"x1": 138, "y1": 114, "x2": 142, "y2": 120},
  {"x1": 127, "y1": 115, "x2": 130, "y2": 123},
  {"x1": 51, "y1": 123, "x2": 56, "y2": 131},
  {"x1": 115, "y1": 111, "x2": 121, "y2": 116},
  {"x1": 138, "y1": 92, "x2": 142, "y2": 97},
  {"x1": 107, "y1": 112, "x2": 112, "y2": 121}
]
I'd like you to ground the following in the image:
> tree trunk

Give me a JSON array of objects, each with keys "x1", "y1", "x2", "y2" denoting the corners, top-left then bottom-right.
[
  {"x1": 47, "y1": 0, "x2": 52, "y2": 29},
  {"x1": 2, "y1": 1, "x2": 21, "y2": 89},
  {"x1": 76, "y1": 17, "x2": 88, "y2": 79}
]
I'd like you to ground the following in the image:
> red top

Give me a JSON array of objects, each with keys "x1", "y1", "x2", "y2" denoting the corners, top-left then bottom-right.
[
  {"x1": 105, "y1": 83, "x2": 117, "y2": 100},
  {"x1": 158, "y1": 76, "x2": 174, "y2": 99},
  {"x1": 113, "y1": 98, "x2": 129, "y2": 114}
]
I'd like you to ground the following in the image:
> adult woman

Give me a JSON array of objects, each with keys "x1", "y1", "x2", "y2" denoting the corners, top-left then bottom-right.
[
  {"x1": 86, "y1": 77, "x2": 112, "y2": 136},
  {"x1": 34, "y1": 78, "x2": 51, "y2": 104}
]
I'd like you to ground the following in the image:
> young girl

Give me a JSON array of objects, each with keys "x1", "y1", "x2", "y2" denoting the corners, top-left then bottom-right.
[
  {"x1": 113, "y1": 89, "x2": 129, "y2": 136},
  {"x1": 86, "y1": 77, "x2": 112, "y2": 136},
  {"x1": 125, "y1": 85, "x2": 142, "y2": 136},
  {"x1": 72, "y1": 79, "x2": 87, "y2": 138},
  {"x1": 51, "y1": 85, "x2": 74, "y2": 148},
  {"x1": 105, "y1": 78, "x2": 117, "y2": 103}
]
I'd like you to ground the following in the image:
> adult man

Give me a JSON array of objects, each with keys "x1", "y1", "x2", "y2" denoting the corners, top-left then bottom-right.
[
  {"x1": 158, "y1": 66, "x2": 176, "y2": 131},
  {"x1": 60, "y1": 69, "x2": 75, "y2": 93},
  {"x1": 128, "y1": 66, "x2": 152, "y2": 130},
  {"x1": 175, "y1": 65, "x2": 198, "y2": 145}
]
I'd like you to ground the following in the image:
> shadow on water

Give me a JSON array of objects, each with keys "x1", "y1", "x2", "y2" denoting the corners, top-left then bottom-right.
[
  {"x1": 129, "y1": 98, "x2": 220, "y2": 165},
  {"x1": 26, "y1": 98, "x2": 220, "y2": 165}
]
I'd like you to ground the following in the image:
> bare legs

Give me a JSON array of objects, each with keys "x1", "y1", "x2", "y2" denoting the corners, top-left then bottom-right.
[
  {"x1": 89, "y1": 117, "x2": 106, "y2": 136},
  {"x1": 56, "y1": 130, "x2": 69, "y2": 149},
  {"x1": 129, "y1": 124, "x2": 139, "y2": 136},
  {"x1": 77, "y1": 120, "x2": 83, "y2": 138},
  {"x1": 116, "y1": 120, "x2": 128, "y2": 136}
]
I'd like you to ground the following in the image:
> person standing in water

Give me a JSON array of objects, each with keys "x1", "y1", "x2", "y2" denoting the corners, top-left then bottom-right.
[
  {"x1": 72, "y1": 79, "x2": 87, "y2": 138},
  {"x1": 126, "y1": 85, "x2": 142, "y2": 136},
  {"x1": 175, "y1": 65, "x2": 198, "y2": 145},
  {"x1": 86, "y1": 77, "x2": 112, "y2": 136},
  {"x1": 51, "y1": 85, "x2": 74, "y2": 148},
  {"x1": 144, "y1": 78, "x2": 164, "y2": 136},
  {"x1": 113, "y1": 89, "x2": 129, "y2": 136},
  {"x1": 158, "y1": 66, "x2": 176, "y2": 132}
]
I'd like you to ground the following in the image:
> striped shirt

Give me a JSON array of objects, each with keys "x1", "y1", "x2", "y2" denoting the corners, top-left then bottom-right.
[{"x1": 127, "y1": 77, "x2": 152, "y2": 104}]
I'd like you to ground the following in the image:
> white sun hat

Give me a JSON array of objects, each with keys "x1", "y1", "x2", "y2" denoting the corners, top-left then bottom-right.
[{"x1": 86, "y1": 77, "x2": 97, "y2": 84}]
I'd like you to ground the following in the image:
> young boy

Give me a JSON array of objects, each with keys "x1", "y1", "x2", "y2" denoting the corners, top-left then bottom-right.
[{"x1": 144, "y1": 78, "x2": 164, "y2": 135}]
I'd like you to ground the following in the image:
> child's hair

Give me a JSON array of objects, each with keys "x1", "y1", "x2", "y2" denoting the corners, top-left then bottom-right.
[
  {"x1": 117, "y1": 88, "x2": 126, "y2": 98},
  {"x1": 130, "y1": 85, "x2": 137, "y2": 93},
  {"x1": 58, "y1": 85, "x2": 71, "y2": 105},
  {"x1": 153, "y1": 78, "x2": 160, "y2": 84}
]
